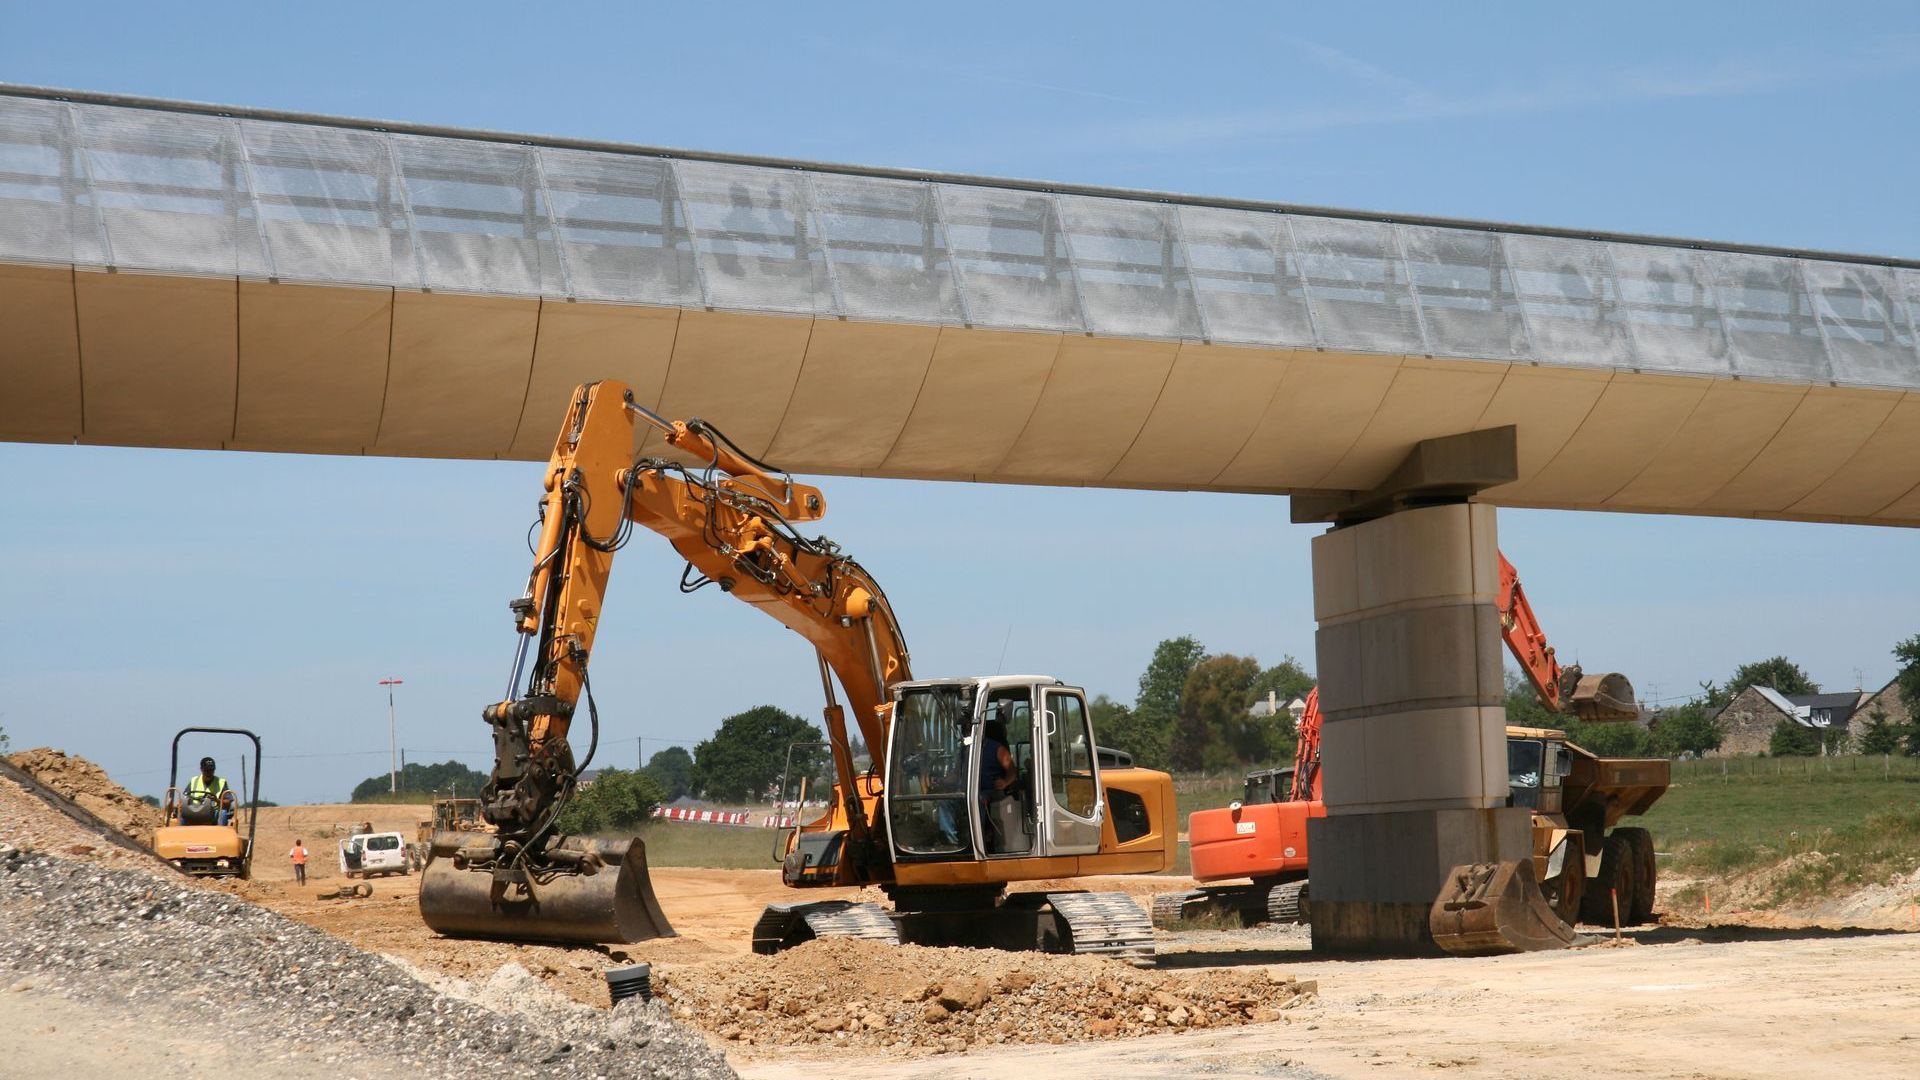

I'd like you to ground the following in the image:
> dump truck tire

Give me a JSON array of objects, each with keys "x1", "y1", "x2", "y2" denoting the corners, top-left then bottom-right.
[
  {"x1": 1578, "y1": 832, "x2": 1636, "y2": 927},
  {"x1": 1616, "y1": 827, "x2": 1656, "y2": 923}
]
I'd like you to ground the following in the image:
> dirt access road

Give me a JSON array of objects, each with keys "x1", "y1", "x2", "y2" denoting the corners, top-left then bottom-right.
[
  {"x1": 233, "y1": 804, "x2": 1920, "y2": 1078},
  {"x1": 747, "y1": 926, "x2": 1920, "y2": 1080}
]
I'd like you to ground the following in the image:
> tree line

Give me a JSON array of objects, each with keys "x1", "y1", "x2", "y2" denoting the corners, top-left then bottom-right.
[{"x1": 1092, "y1": 636, "x2": 1315, "y2": 773}]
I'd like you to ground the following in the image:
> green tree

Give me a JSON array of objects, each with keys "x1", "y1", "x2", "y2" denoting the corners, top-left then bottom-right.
[
  {"x1": 1651, "y1": 700, "x2": 1722, "y2": 757},
  {"x1": 1132, "y1": 636, "x2": 1205, "y2": 770},
  {"x1": 1173, "y1": 654, "x2": 1263, "y2": 772},
  {"x1": 1089, "y1": 695, "x2": 1163, "y2": 769},
  {"x1": 690, "y1": 705, "x2": 822, "y2": 802},
  {"x1": 1704, "y1": 657, "x2": 1818, "y2": 710},
  {"x1": 556, "y1": 767, "x2": 664, "y2": 835},
  {"x1": 1768, "y1": 717, "x2": 1820, "y2": 757},
  {"x1": 1857, "y1": 708, "x2": 1901, "y2": 755},
  {"x1": 350, "y1": 760, "x2": 490, "y2": 802},
  {"x1": 138, "y1": 793, "x2": 160, "y2": 808},
  {"x1": 1249, "y1": 657, "x2": 1316, "y2": 709},
  {"x1": 643, "y1": 745, "x2": 695, "y2": 801},
  {"x1": 1905, "y1": 719, "x2": 1920, "y2": 759},
  {"x1": 1502, "y1": 670, "x2": 1557, "y2": 728},
  {"x1": 1893, "y1": 634, "x2": 1920, "y2": 719},
  {"x1": 1565, "y1": 719, "x2": 1656, "y2": 757}
]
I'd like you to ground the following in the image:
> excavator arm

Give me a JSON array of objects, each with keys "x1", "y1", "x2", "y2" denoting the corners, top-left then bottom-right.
[
  {"x1": 422, "y1": 381, "x2": 910, "y2": 943},
  {"x1": 1496, "y1": 552, "x2": 1637, "y2": 723}
]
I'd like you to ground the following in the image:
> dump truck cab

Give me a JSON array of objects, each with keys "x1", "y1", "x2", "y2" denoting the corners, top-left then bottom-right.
[{"x1": 1504, "y1": 727, "x2": 1574, "y2": 815}]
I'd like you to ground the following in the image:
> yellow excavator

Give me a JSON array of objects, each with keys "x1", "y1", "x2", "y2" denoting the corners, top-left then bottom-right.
[{"x1": 419, "y1": 381, "x2": 1176, "y2": 956}]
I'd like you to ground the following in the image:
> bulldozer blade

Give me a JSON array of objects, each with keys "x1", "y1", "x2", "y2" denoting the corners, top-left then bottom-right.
[
  {"x1": 1569, "y1": 672, "x2": 1637, "y2": 723},
  {"x1": 1430, "y1": 859, "x2": 1579, "y2": 957},
  {"x1": 419, "y1": 835, "x2": 675, "y2": 945}
]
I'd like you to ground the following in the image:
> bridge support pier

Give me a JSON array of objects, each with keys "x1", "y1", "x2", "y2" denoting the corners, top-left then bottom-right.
[{"x1": 1296, "y1": 429, "x2": 1528, "y2": 954}]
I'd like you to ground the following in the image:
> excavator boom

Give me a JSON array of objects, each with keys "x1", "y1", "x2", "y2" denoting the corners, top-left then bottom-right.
[{"x1": 421, "y1": 381, "x2": 912, "y2": 943}]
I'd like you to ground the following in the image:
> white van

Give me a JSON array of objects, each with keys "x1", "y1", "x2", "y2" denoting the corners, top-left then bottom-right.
[{"x1": 339, "y1": 831, "x2": 410, "y2": 878}]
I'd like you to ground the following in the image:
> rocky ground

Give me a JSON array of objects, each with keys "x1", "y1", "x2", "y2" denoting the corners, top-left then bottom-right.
[
  {"x1": 7, "y1": 748, "x2": 164, "y2": 846},
  {"x1": 0, "y1": 770, "x2": 736, "y2": 1080},
  {"x1": 657, "y1": 935, "x2": 1311, "y2": 1055}
]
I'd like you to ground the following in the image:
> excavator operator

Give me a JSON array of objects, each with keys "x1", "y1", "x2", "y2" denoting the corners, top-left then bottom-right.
[
  {"x1": 979, "y1": 717, "x2": 1017, "y2": 852},
  {"x1": 185, "y1": 757, "x2": 235, "y2": 826}
]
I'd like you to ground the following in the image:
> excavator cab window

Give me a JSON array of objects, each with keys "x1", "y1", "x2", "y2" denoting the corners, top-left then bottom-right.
[
  {"x1": 982, "y1": 690, "x2": 1035, "y2": 856},
  {"x1": 886, "y1": 685, "x2": 978, "y2": 860},
  {"x1": 1506, "y1": 738, "x2": 1545, "y2": 810}
]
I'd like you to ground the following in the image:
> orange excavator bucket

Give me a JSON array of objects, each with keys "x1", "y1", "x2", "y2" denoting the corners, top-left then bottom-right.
[
  {"x1": 419, "y1": 834, "x2": 675, "y2": 945},
  {"x1": 1430, "y1": 859, "x2": 1580, "y2": 956}
]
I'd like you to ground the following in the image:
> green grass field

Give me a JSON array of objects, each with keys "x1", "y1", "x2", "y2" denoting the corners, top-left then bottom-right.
[
  {"x1": 629, "y1": 821, "x2": 787, "y2": 870},
  {"x1": 612, "y1": 756, "x2": 1920, "y2": 897}
]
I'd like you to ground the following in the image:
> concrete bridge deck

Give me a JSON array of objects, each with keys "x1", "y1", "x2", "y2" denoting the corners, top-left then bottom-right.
[{"x1": 3, "y1": 85, "x2": 1918, "y2": 525}]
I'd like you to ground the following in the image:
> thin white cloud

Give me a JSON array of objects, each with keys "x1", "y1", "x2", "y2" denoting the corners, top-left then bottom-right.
[{"x1": 1080, "y1": 39, "x2": 1920, "y2": 151}]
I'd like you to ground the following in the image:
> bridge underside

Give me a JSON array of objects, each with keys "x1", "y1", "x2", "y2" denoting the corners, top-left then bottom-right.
[
  {"x1": 3, "y1": 88, "x2": 1919, "y2": 525},
  {"x1": 6, "y1": 266, "x2": 1918, "y2": 525}
]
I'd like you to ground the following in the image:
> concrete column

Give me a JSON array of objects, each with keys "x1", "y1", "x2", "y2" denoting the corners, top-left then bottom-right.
[{"x1": 1306, "y1": 502, "x2": 1530, "y2": 953}]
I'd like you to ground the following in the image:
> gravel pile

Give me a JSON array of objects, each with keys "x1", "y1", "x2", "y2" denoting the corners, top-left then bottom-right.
[
  {"x1": 8, "y1": 748, "x2": 165, "y2": 846},
  {"x1": 0, "y1": 843, "x2": 735, "y2": 1079},
  {"x1": 658, "y1": 936, "x2": 1313, "y2": 1055}
]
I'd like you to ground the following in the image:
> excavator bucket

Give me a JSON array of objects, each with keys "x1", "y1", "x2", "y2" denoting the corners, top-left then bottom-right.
[
  {"x1": 419, "y1": 834, "x2": 675, "y2": 945},
  {"x1": 1569, "y1": 672, "x2": 1637, "y2": 723},
  {"x1": 1430, "y1": 859, "x2": 1580, "y2": 957}
]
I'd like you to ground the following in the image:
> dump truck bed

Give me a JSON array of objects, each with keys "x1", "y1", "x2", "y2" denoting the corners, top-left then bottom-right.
[{"x1": 1564, "y1": 751, "x2": 1669, "y2": 829}]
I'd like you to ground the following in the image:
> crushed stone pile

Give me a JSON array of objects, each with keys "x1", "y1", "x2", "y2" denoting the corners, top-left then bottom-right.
[
  {"x1": 0, "y1": 845, "x2": 735, "y2": 1080},
  {"x1": 7, "y1": 748, "x2": 164, "y2": 846},
  {"x1": 659, "y1": 936, "x2": 1313, "y2": 1055}
]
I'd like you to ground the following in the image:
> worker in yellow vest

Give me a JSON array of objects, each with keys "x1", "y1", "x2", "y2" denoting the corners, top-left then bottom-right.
[{"x1": 186, "y1": 756, "x2": 235, "y2": 826}]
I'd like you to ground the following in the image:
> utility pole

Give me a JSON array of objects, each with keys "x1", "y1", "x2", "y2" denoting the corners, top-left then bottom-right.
[
  {"x1": 380, "y1": 677, "x2": 404, "y2": 793},
  {"x1": 636, "y1": 736, "x2": 644, "y2": 771}
]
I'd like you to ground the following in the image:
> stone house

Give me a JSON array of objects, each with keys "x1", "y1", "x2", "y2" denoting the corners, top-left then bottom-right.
[{"x1": 1708, "y1": 680, "x2": 1909, "y2": 756}]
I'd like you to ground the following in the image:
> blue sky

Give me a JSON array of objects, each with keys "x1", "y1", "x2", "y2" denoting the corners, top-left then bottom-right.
[{"x1": 3, "y1": 2, "x2": 1918, "y2": 802}]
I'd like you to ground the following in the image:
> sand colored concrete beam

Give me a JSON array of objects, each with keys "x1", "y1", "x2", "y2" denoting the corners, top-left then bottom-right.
[
  {"x1": 233, "y1": 281, "x2": 390, "y2": 453},
  {"x1": 994, "y1": 336, "x2": 1179, "y2": 482},
  {"x1": 1318, "y1": 357, "x2": 1508, "y2": 490},
  {"x1": 375, "y1": 291, "x2": 538, "y2": 458},
  {"x1": 506, "y1": 301, "x2": 680, "y2": 462},
  {"x1": 1701, "y1": 386, "x2": 1901, "y2": 513},
  {"x1": 1106, "y1": 343, "x2": 1291, "y2": 486},
  {"x1": 882, "y1": 328, "x2": 1060, "y2": 478},
  {"x1": 1502, "y1": 372, "x2": 1711, "y2": 504},
  {"x1": 1474, "y1": 364, "x2": 1613, "y2": 490},
  {"x1": 1788, "y1": 393, "x2": 1920, "y2": 519},
  {"x1": 0, "y1": 263, "x2": 81, "y2": 441},
  {"x1": 1214, "y1": 350, "x2": 1401, "y2": 489},
  {"x1": 1607, "y1": 379, "x2": 1808, "y2": 508},
  {"x1": 766, "y1": 319, "x2": 940, "y2": 472},
  {"x1": 74, "y1": 270, "x2": 235, "y2": 448},
  {"x1": 654, "y1": 309, "x2": 812, "y2": 460}
]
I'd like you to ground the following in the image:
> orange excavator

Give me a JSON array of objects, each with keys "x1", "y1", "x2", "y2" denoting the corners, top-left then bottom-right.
[
  {"x1": 420, "y1": 381, "x2": 1176, "y2": 956},
  {"x1": 1159, "y1": 553, "x2": 1666, "y2": 954}
]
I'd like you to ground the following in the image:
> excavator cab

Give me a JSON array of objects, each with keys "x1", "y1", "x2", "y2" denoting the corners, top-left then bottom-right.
[{"x1": 884, "y1": 677, "x2": 1105, "y2": 864}]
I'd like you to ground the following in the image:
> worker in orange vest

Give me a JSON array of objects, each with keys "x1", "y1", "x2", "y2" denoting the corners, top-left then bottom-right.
[{"x1": 289, "y1": 838, "x2": 309, "y2": 885}]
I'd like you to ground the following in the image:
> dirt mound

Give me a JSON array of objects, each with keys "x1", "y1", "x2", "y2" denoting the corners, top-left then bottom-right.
[
  {"x1": 659, "y1": 936, "x2": 1311, "y2": 1055},
  {"x1": 7, "y1": 749, "x2": 163, "y2": 846}
]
